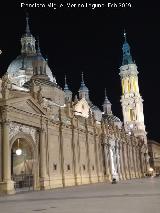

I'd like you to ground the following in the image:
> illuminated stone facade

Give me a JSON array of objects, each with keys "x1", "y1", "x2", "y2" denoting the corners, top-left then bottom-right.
[
  {"x1": 119, "y1": 31, "x2": 147, "y2": 144},
  {"x1": 0, "y1": 17, "x2": 149, "y2": 195}
]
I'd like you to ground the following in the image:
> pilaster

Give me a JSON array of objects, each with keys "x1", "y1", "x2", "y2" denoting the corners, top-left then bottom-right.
[
  {"x1": 0, "y1": 108, "x2": 15, "y2": 194},
  {"x1": 39, "y1": 127, "x2": 50, "y2": 189}
]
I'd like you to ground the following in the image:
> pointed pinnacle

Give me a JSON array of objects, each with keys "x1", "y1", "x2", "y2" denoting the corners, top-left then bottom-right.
[
  {"x1": 81, "y1": 72, "x2": 84, "y2": 82},
  {"x1": 25, "y1": 12, "x2": 30, "y2": 34},
  {"x1": 65, "y1": 75, "x2": 67, "y2": 85},
  {"x1": 104, "y1": 88, "x2": 107, "y2": 98},
  {"x1": 124, "y1": 28, "x2": 127, "y2": 42}
]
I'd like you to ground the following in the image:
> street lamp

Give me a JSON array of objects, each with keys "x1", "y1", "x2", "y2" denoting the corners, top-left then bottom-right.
[
  {"x1": 15, "y1": 139, "x2": 22, "y2": 156},
  {"x1": 149, "y1": 167, "x2": 153, "y2": 172}
]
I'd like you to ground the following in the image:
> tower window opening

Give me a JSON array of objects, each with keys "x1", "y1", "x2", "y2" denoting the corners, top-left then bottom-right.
[
  {"x1": 53, "y1": 164, "x2": 57, "y2": 171},
  {"x1": 67, "y1": 164, "x2": 70, "y2": 171},
  {"x1": 83, "y1": 164, "x2": 86, "y2": 171},
  {"x1": 130, "y1": 109, "x2": 136, "y2": 121}
]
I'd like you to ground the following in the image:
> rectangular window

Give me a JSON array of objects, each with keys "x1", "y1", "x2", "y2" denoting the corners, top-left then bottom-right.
[
  {"x1": 83, "y1": 165, "x2": 86, "y2": 171},
  {"x1": 53, "y1": 164, "x2": 57, "y2": 171},
  {"x1": 67, "y1": 164, "x2": 70, "y2": 171}
]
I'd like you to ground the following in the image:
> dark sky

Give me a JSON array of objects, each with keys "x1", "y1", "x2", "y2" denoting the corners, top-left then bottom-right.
[{"x1": 0, "y1": 1, "x2": 160, "y2": 141}]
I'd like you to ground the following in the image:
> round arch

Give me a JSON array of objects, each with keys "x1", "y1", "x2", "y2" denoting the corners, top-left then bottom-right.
[
  {"x1": 10, "y1": 132, "x2": 36, "y2": 154},
  {"x1": 9, "y1": 132, "x2": 39, "y2": 191}
]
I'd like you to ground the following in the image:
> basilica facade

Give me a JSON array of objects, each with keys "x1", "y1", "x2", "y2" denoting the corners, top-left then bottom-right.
[{"x1": 0, "y1": 15, "x2": 149, "y2": 194}]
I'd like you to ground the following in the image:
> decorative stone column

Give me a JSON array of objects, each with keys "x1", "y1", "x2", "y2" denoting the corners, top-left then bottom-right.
[
  {"x1": 0, "y1": 119, "x2": 15, "y2": 194},
  {"x1": 40, "y1": 128, "x2": 47, "y2": 178},
  {"x1": 3, "y1": 121, "x2": 11, "y2": 181},
  {"x1": 135, "y1": 145, "x2": 141, "y2": 178},
  {"x1": 85, "y1": 119, "x2": 91, "y2": 184},
  {"x1": 128, "y1": 139, "x2": 134, "y2": 178},
  {"x1": 116, "y1": 140, "x2": 121, "y2": 180},
  {"x1": 104, "y1": 142, "x2": 112, "y2": 182},
  {"x1": 108, "y1": 142, "x2": 113, "y2": 181},
  {"x1": 131, "y1": 137, "x2": 138, "y2": 178},
  {"x1": 132, "y1": 143, "x2": 137, "y2": 178},
  {"x1": 123, "y1": 141, "x2": 130, "y2": 179},
  {"x1": 138, "y1": 142, "x2": 144, "y2": 177},
  {"x1": 126, "y1": 138, "x2": 131, "y2": 179},
  {"x1": 39, "y1": 128, "x2": 49, "y2": 189},
  {"x1": 93, "y1": 120, "x2": 100, "y2": 183},
  {"x1": 59, "y1": 108, "x2": 65, "y2": 187},
  {"x1": 71, "y1": 117, "x2": 78, "y2": 186},
  {"x1": 119, "y1": 141, "x2": 125, "y2": 180}
]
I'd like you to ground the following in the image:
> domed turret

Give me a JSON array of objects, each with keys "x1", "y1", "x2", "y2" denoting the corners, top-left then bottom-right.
[
  {"x1": 103, "y1": 88, "x2": 112, "y2": 115},
  {"x1": 102, "y1": 89, "x2": 121, "y2": 126},
  {"x1": 78, "y1": 72, "x2": 89, "y2": 100},
  {"x1": 7, "y1": 13, "x2": 56, "y2": 88},
  {"x1": 64, "y1": 75, "x2": 72, "y2": 102}
]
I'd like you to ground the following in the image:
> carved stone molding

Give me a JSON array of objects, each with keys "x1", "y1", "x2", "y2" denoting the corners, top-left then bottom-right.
[{"x1": 9, "y1": 122, "x2": 37, "y2": 143}]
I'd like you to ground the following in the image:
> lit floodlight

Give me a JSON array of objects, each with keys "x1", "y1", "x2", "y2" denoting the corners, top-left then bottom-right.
[
  {"x1": 149, "y1": 167, "x2": 153, "y2": 172},
  {"x1": 130, "y1": 124, "x2": 133, "y2": 129},
  {"x1": 16, "y1": 148, "x2": 22, "y2": 156}
]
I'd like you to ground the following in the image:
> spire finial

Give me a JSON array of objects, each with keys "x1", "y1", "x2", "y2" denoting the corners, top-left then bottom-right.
[
  {"x1": 81, "y1": 72, "x2": 84, "y2": 82},
  {"x1": 122, "y1": 30, "x2": 133, "y2": 65},
  {"x1": 64, "y1": 74, "x2": 69, "y2": 90},
  {"x1": 65, "y1": 75, "x2": 67, "y2": 85},
  {"x1": 25, "y1": 12, "x2": 30, "y2": 34},
  {"x1": 105, "y1": 88, "x2": 107, "y2": 98},
  {"x1": 124, "y1": 29, "x2": 127, "y2": 42}
]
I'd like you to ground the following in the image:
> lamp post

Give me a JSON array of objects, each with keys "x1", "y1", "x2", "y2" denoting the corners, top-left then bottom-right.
[{"x1": 15, "y1": 139, "x2": 22, "y2": 156}]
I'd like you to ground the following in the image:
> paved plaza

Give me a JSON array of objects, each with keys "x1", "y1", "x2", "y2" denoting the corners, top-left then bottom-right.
[{"x1": 0, "y1": 177, "x2": 160, "y2": 213}]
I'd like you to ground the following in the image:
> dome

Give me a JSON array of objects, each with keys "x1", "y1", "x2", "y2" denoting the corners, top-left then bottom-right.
[
  {"x1": 90, "y1": 104, "x2": 100, "y2": 111},
  {"x1": 79, "y1": 82, "x2": 89, "y2": 92},
  {"x1": 79, "y1": 72, "x2": 89, "y2": 92},
  {"x1": 103, "y1": 96, "x2": 111, "y2": 105},
  {"x1": 7, "y1": 54, "x2": 54, "y2": 82},
  {"x1": 103, "y1": 114, "x2": 121, "y2": 123}
]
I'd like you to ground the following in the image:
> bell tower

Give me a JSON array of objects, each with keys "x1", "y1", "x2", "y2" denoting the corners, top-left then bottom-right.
[
  {"x1": 21, "y1": 13, "x2": 36, "y2": 55},
  {"x1": 119, "y1": 30, "x2": 147, "y2": 142}
]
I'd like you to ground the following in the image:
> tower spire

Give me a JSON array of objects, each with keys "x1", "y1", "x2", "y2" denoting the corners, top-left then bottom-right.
[
  {"x1": 81, "y1": 72, "x2": 84, "y2": 83},
  {"x1": 124, "y1": 28, "x2": 127, "y2": 42},
  {"x1": 64, "y1": 75, "x2": 72, "y2": 102},
  {"x1": 104, "y1": 88, "x2": 107, "y2": 99},
  {"x1": 65, "y1": 75, "x2": 67, "y2": 85},
  {"x1": 25, "y1": 12, "x2": 31, "y2": 35},
  {"x1": 104, "y1": 88, "x2": 111, "y2": 104},
  {"x1": 79, "y1": 72, "x2": 89, "y2": 100},
  {"x1": 122, "y1": 29, "x2": 133, "y2": 65},
  {"x1": 119, "y1": 32, "x2": 147, "y2": 142},
  {"x1": 103, "y1": 88, "x2": 112, "y2": 115},
  {"x1": 21, "y1": 12, "x2": 36, "y2": 54},
  {"x1": 64, "y1": 75, "x2": 69, "y2": 90}
]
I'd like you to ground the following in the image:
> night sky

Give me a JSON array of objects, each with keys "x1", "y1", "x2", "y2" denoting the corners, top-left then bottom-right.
[{"x1": 0, "y1": 2, "x2": 160, "y2": 141}]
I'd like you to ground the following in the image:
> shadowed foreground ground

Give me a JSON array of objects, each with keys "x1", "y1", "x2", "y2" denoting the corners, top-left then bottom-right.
[{"x1": 0, "y1": 177, "x2": 160, "y2": 213}]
